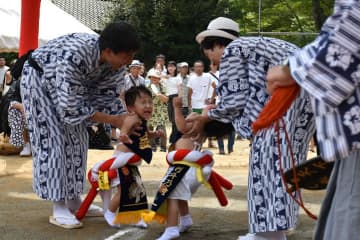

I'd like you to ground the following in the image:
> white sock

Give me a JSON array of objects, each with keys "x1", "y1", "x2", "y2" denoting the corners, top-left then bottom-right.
[
  {"x1": 66, "y1": 196, "x2": 82, "y2": 213},
  {"x1": 104, "y1": 209, "x2": 120, "y2": 228},
  {"x1": 135, "y1": 219, "x2": 148, "y2": 229},
  {"x1": 53, "y1": 200, "x2": 80, "y2": 225},
  {"x1": 179, "y1": 214, "x2": 193, "y2": 232},
  {"x1": 99, "y1": 190, "x2": 112, "y2": 211},
  {"x1": 156, "y1": 226, "x2": 180, "y2": 240}
]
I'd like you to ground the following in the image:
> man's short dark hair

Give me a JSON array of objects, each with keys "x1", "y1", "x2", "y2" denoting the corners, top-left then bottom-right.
[
  {"x1": 99, "y1": 21, "x2": 140, "y2": 53},
  {"x1": 125, "y1": 85, "x2": 152, "y2": 106},
  {"x1": 200, "y1": 36, "x2": 234, "y2": 50}
]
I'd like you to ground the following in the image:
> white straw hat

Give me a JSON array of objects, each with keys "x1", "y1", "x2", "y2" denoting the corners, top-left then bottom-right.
[
  {"x1": 196, "y1": 17, "x2": 239, "y2": 44},
  {"x1": 129, "y1": 59, "x2": 142, "y2": 68},
  {"x1": 147, "y1": 69, "x2": 162, "y2": 79}
]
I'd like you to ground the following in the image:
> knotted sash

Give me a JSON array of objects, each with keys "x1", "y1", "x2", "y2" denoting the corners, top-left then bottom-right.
[
  {"x1": 75, "y1": 152, "x2": 142, "y2": 220},
  {"x1": 142, "y1": 149, "x2": 233, "y2": 224}
]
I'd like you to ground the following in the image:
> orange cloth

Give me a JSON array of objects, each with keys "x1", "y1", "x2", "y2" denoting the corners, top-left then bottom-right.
[{"x1": 252, "y1": 84, "x2": 300, "y2": 133}]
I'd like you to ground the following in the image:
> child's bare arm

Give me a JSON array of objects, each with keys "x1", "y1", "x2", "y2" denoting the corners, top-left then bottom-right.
[
  {"x1": 147, "y1": 126, "x2": 164, "y2": 138},
  {"x1": 173, "y1": 97, "x2": 192, "y2": 133}
]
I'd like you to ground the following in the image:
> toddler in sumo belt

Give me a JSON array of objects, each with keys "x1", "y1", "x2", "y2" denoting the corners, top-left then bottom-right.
[{"x1": 143, "y1": 97, "x2": 234, "y2": 240}]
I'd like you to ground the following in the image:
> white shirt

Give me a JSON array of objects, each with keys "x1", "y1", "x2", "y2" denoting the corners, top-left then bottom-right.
[
  {"x1": 187, "y1": 73, "x2": 212, "y2": 109},
  {"x1": 124, "y1": 74, "x2": 145, "y2": 90},
  {"x1": 0, "y1": 66, "x2": 9, "y2": 96},
  {"x1": 206, "y1": 71, "x2": 219, "y2": 99},
  {"x1": 165, "y1": 76, "x2": 180, "y2": 96}
]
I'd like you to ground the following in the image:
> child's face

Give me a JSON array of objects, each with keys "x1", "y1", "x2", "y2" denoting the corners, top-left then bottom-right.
[
  {"x1": 128, "y1": 92, "x2": 153, "y2": 120},
  {"x1": 150, "y1": 76, "x2": 160, "y2": 84}
]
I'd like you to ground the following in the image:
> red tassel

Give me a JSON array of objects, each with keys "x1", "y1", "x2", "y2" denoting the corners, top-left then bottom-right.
[
  {"x1": 212, "y1": 170, "x2": 233, "y2": 190},
  {"x1": 208, "y1": 172, "x2": 228, "y2": 206}
]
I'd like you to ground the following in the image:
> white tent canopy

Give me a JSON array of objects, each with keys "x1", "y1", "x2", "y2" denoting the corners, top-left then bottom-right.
[{"x1": 0, "y1": 0, "x2": 98, "y2": 52}]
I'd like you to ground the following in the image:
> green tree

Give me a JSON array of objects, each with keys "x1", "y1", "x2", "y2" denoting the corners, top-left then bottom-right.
[
  {"x1": 108, "y1": 0, "x2": 232, "y2": 68},
  {"x1": 107, "y1": 0, "x2": 334, "y2": 66},
  {"x1": 229, "y1": 0, "x2": 334, "y2": 46}
]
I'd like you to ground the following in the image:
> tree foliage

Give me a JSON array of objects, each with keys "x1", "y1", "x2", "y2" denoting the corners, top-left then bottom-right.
[{"x1": 107, "y1": 0, "x2": 334, "y2": 68}]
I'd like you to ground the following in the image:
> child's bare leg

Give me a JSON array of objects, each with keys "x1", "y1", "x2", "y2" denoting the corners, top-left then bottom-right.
[
  {"x1": 156, "y1": 199, "x2": 180, "y2": 240},
  {"x1": 104, "y1": 186, "x2": 121, "y2": 227},
  {"x1": 167, "y1": 199, "x2": 179, "y2": 227},
  {"x1": 178, "y1": 200, "x2": 193, "y2": 232}
]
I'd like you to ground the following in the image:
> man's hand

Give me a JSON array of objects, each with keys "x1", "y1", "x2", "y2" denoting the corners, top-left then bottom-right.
[
  {"x1": 266, "y1": 65, "x2": 296, "y2": 95},
  {"x1": 111, "y1": 113, "x2": 142, "y2": 144}
]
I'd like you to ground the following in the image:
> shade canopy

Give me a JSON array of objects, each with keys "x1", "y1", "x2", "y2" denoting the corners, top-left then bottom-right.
[{"x1": 0, "y1": 0, "x2": 97, "y2": 52}]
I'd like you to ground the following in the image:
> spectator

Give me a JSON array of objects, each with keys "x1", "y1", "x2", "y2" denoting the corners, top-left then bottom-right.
[
  {"x1": 148, "y1": 69, "x2": 168, "y2": 152},
  {"x1": 165, "y1": 61, "x2": 180, "y2": 144},
  {"x1": 187, "y1": 60, "x2": 213, "y2": 114},
  {"x1": 0, "y1": 56, "x2": 9, "y2": 97},
  {"x1": 187, "y1": 60, "x2": 216, "y2": 148},
  {"x1": 177, "y1": 62, "x2": 190, "y2": 116},
  {"x1": 124, "y1": 60, "x2": 145, "y2": 90}
]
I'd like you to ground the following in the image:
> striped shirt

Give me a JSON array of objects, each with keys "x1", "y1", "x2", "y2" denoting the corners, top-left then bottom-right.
[{"x1": 289, "y1": 0, "x2": 360, "y2": 161}]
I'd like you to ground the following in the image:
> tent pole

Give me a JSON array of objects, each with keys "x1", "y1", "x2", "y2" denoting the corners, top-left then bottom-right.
[
  {"x1": 258, "y1": 0, "x2": 262, "y2": 36},
  {"x1": 19, "y1": 0, "x2": 41, "y2": 56}
]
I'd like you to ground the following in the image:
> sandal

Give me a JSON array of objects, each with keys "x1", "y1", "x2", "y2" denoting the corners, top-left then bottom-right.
[{"x1": 49, "y1": 215, "x2": 83, "y2": 229}]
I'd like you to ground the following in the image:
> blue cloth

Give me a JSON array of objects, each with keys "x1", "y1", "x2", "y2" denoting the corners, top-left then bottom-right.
[
  {"x1": 209, "y1": 37, "x2": 298, "y2": 139},
  {"x1": 289, "y1": 0, "x2": 360, "y2": 162},
  {"x1": 21, "y1": 33, "x2": 126, "y2": 201}
]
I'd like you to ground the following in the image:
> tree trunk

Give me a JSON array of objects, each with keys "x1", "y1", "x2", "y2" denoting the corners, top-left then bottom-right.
[{"x1": 312, "y1": 0, "x2": 325, "y2": 31}]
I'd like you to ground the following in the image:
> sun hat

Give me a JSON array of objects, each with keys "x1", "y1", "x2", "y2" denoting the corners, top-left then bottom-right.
[
  {"x1": 129, "y1": 59, "x2": 142, "y2": 68},
  {"x1": 196, "y1": 17, "x2": 239, "y2": 44},
  {"x1": 147, "y1": 69, "x2": 162, "y2": 79},
  {"x1": 178, "y1": 62, "x2": 189, "y2": 68}
]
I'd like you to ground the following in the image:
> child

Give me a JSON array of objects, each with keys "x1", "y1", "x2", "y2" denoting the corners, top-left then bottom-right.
[
  {"x1": 146, "y1": 97, "x2": 233, "y2": 240},
  {"x1": 102, "y1": 85, "x2": 162, "y2": 228}
]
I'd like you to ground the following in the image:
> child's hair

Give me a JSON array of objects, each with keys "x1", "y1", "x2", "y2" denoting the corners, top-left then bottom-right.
[
  {"x1": 125, "y1": 85, "x2": 152, "y2": 106},
  {"x1": 204, "y1": 121, "x2": 234, "y2": 138}
]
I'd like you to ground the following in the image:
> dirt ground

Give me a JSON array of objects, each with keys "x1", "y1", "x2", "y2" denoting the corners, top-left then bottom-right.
[{"x1": 0, "y1": 138, "x2": 323, "y2": 240}]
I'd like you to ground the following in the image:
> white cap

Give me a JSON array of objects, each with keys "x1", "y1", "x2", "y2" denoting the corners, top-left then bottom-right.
[
  {"x1": 196, "y1": 17, "x2": 239, "y2": 44},
  {"x1": 129, "y1": 59, "x2": 142, "y2": 68},
  {"x1": 147, "y1": 69, "x2": 162, "y2": 78},
  {"x1": 178, "y1": 62, "x2": 189, "y2": 68}
]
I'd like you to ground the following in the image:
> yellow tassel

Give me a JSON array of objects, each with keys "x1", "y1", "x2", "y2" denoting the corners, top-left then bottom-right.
[
  {"x1": 153, "y1": 213, "x2": 166, "y2": 224},
  {"x1": 141, "y1": 211, "x2": 156, "y2": 223},
  {"x1": 114, "y1": 210, "x2": 147, "y2": 224}
]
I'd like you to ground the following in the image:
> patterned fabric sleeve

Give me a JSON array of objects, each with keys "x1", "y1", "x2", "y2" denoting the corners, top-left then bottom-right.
[
  {"x1": 289, "y1": 1, "x2": 358, "y2": 108},
  {"x1": 208, "y1": 44, "x2": 248, "y2": 123},
  {"x1": 88, "y1": 66, "x2": 127, "y2": 116},
  {"x1": 55, "y1": 57, "x2": 95, "y2": 125}
]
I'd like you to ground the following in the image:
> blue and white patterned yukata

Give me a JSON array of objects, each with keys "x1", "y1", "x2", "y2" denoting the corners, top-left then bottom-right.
[
  {"x1": 21, "y1": 33, "x2": 126, "y2": 201},
  {"x1": 208, "y1": 37, "x2": 315, "y2": 233},
  {"x1": 288, "y1": 1, "x2": 360, "y2": 239}
]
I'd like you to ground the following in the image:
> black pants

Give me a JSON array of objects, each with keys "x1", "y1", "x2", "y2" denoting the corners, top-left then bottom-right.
[{"x1": 167, "y1": 94, "x2": 179, "y2": 144}]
